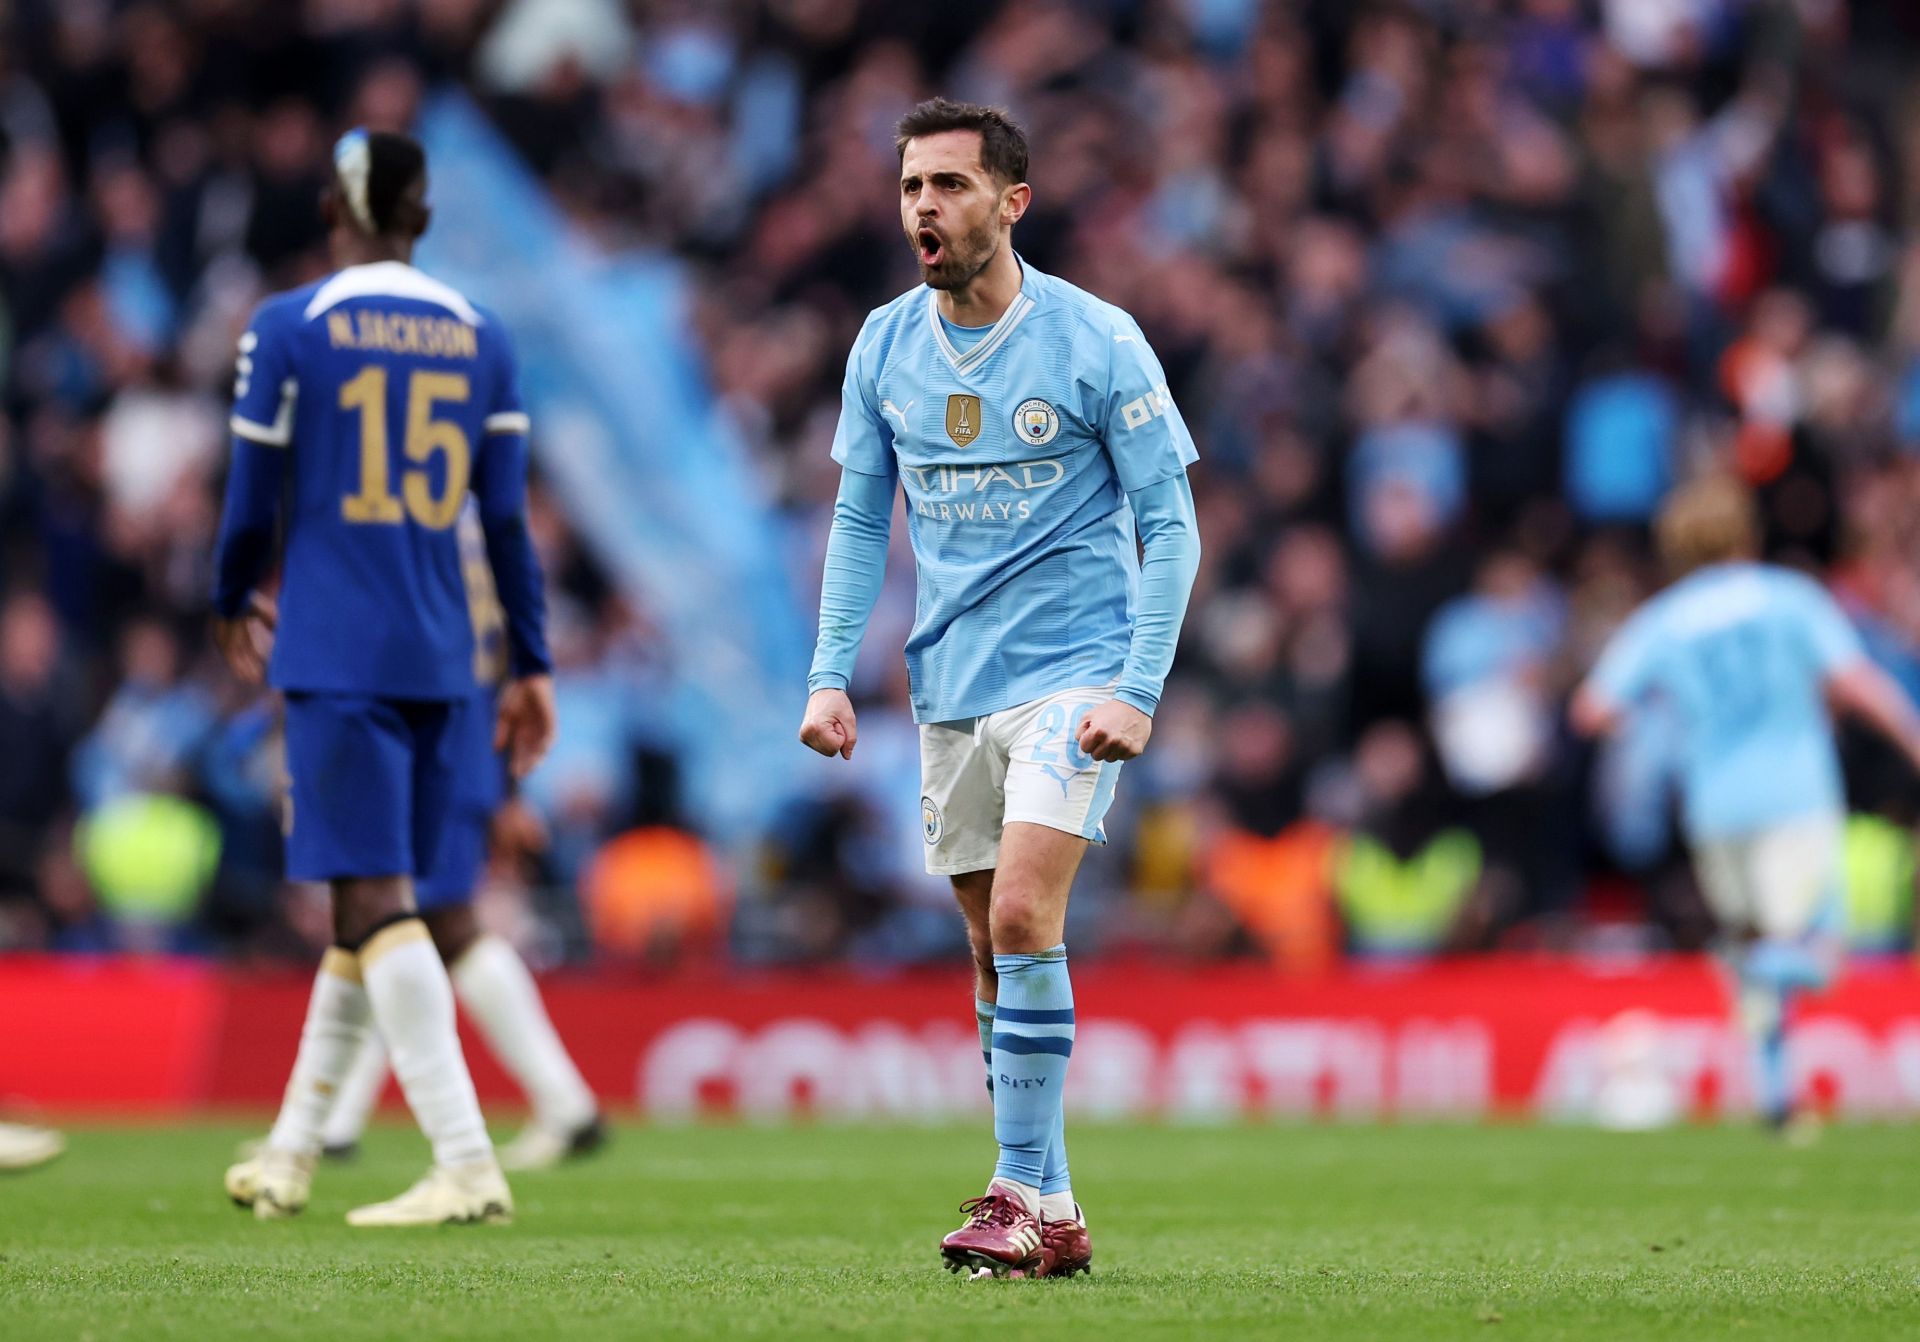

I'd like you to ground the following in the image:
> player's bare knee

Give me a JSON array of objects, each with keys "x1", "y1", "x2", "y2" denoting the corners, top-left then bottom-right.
[
  {"x1": 424, "y1": 906, "x2": 480, "y2": 966},
  {"x1": 332, "y1": 875, "x2": 415, "y2": 948},
  {"x1": 987, "y1": 886, "x2": 1055, "y2": 954}
]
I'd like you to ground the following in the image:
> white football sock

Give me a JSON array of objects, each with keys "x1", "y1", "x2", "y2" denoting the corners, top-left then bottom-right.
[
  {"x1": 267, "y1": 948, "x2": 373, "y2": 1158},
  {"x1": 989, "y1": 1177, "x2": 1041, "y2": 1217},
  {"x1": 1039, "y1": 1191, "x2": 1080, "y2": 1224},
  {"x1": 451, "y1": 935, "x2": 597, "y2": 1131},
  {"x1": 320, "y1": 1032, "x2": 389, "y2": 1150},
  {"x1": 359, "y1": 919, "x2": 494, "y2": 1169}
]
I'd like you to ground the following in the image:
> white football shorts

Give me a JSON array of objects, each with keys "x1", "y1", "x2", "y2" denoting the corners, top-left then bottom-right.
[
  {"x1": 1692, "y1": 809, "x2": 1844, "y2": 942},
  {"x1": 918, "y1": 683, "x2": 1124, "y2": 876}
]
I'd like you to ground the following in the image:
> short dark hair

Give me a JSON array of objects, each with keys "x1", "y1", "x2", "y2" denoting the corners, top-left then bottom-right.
[
  {"x1": 894, "y1": 98, "x2": 1029, "y2": 186},
  {"x1": 332, "y1": 128, "x2": 428, "y2": 236}
]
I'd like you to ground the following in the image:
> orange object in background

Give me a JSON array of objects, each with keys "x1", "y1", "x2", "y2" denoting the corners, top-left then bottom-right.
[
  {"x1": 1203, "y1": 822, "x2": 1342, "y2": 974},
  {"x1": 1718, "y1": 290, "x2": 1812, "y2": 486},
  {"x1": 580, "y1": 826, "x2": 728, "y2": 957}
]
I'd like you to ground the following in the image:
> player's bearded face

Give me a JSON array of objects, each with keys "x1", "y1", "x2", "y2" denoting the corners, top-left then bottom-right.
[
  {"x1": 900, "y1": 136, "x2": 1007, "y2": 292},
  {"x1": 908, "y1": 200, "x2": 999, "y2": 291}
]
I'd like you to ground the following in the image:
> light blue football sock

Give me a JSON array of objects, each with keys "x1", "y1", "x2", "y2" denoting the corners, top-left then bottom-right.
[
  {"x1": 1742, "y1": 937, "x2": 1835, "y2": 1123},
  {"x1": 1748, "y1": 939, "x2": 1829, "y2": 993},
  {"x1": 1040, "y1": 1106, "x2": 1071, "y2": 1197},
  {"x1": 1737, "y1": 962, "x2": 1793, "y2": 1123},
  {"x1": 990, "y1": 945, "x2": 1073, "y2": 1189},
  {"x1": 982, "y1": 993, "x2": 1068, "y2": 1192},
  {"x1": 1753, "y1": 987, "x2": 1792, "y2": 1123},
  {"x1": 975, "y1": 997, "x2": 995, "y2": 1095}
]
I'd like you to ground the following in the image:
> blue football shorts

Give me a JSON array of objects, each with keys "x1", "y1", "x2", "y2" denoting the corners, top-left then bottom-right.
[
  {"x1": 414, "y1": 689, "x2": 508, "y2": 910},
  {"x1": 283, "y1": 691, "x2": 460, "y2": 886}
]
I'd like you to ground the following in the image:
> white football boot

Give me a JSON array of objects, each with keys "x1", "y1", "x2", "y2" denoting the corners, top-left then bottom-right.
[
  {"x1": 0, "y1": 1121, "x2": 64, "y2": 1171},
  {"x1": 499, "y1": 1115, "x2": 607, "y2": 1172},
  {"x1": 345, "y1": 1160, "x2": 512, "y2": 1228},
  {"x1": 226, "y1": 1147, "x2": 316, "y2": 1219}
]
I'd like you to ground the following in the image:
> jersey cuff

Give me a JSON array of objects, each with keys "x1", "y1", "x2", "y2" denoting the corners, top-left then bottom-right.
[
  {"x1": 230, "y1": 413, "x2": 291, "y2": 447},
  {"x1": 484, "y1": 411, "x2": 532, "y2": 436},
  {"x1": 808, "y1": 672, "x2": 851, "y2": 694},
  {"x1": 1114, "y1": 686, "x2": 1159, "y2": 717},
  {"x1": 1119, "y1": 458, "x2": 1193, "y2": 498},
  {"x1": 231, "y1": 377, "x2": 297, "y2": 446},
  {"x1": 828, "y1": 449, "x2": 895, "y2": 480}
]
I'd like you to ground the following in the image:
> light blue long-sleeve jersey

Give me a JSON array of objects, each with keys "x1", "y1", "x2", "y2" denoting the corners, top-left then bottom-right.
[
  {"x1": 1584, "y1": 562, "x2": 1866, "y2": 840},
  {"x1": 807, "y1": 259, "x2": 1201, "y2": 723}
]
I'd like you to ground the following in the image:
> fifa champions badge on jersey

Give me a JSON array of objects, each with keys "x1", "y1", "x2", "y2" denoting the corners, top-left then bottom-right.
[
  {"x1": 945, "y1": 394, "x2": 982, "y2": 448},
  {"x1": 921, "y1": 795, "x2": 943, "y2": 844},
  {"x1": 1013, "y1": 398, "x2": 1060, "y2": 447}
]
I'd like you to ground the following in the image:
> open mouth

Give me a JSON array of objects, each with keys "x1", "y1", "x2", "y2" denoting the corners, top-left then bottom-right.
[{"x1": 918, "y1": 229, "x2": 945, "y2": 268}]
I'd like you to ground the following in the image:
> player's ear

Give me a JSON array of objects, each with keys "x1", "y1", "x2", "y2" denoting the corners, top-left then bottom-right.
[
  {"x1": 410, "y1": 202, "x2": 432, "y2": 239},
  {"x1": 319, "y1": 185, "x2": 341, "y2": 232},
  {"x1": 1001, "y1": 181, "x2": 1031, "y2": 228}
]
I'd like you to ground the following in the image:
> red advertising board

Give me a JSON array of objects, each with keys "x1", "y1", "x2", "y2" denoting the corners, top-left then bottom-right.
[
  {"x1": 0, "y1": 957, "x2": 224, "y2": 1112},
  {"x1": 4, "y1": 955, "x2": 1920, "y2": 1120}
]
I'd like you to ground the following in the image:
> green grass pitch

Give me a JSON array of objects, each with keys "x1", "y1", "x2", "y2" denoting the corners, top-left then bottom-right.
[{"x1": 4, "y1": 1120, "x2": 1920, "y2": 1339}]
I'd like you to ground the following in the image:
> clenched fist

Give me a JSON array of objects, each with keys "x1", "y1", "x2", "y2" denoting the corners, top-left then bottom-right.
[
  {"x1": 799, "y1": 688, "x2": 859, "y2": 759},
  {"x1": 1077, "y1": 699, "x2": 1152, "y2": 762}
]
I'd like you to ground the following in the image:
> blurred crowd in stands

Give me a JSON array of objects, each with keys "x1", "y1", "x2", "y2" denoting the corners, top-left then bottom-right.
[{"x1": 6, "y1": 0, "x2": 1920, "y2": 968}]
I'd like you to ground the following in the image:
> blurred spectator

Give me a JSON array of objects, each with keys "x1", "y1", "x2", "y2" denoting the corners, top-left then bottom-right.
[
  {"x1": 1329, "y1": 720, "x2": 1481, "y2": 958},
  {"x1": 0, "y1": 593, "x2": 80, "y2": 905},
  {"x1": 1565, "y1": 357, "x2": 1678, "y2": 522},
  {"x1": 69, "y1": 617, "x2": 214, "y2": 810},
  {"x1": 76, "y1": 789, "x2": 221, "y2": 951},
  {"x1": 1425, "y1": 550, "x2": 1566, "y2": 802}
]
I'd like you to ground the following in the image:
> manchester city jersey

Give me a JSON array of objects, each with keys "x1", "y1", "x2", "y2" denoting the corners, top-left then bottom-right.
[
  {"x1": 229, "y1": 262, "x2": 529, "y2": 700},
  {"x1": 829, "y1": 259, "x2": 1198, "y2": 723},
  {"x1": 1588, "y1": 562, "x2": 1865, "y2": 839}
]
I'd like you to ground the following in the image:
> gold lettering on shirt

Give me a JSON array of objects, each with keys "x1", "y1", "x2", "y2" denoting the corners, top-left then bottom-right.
[{"x1": 327, "y1": 310, "x2": 479, "y2": 359}]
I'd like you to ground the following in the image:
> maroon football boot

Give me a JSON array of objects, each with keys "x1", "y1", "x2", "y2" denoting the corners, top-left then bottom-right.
[
  {"x1": 940, "y1": 1182, "x2": 1047, "y2": 1279},
  {"x1": 1038, "y1": 1204, "x2": 1091, "y2": 1278}
]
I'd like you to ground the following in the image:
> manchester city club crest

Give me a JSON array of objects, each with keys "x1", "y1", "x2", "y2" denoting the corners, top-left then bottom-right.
[
  {"x1": 921, "y1": 795, "x2": 943, "y2": 844},
  {"x1": 945, "y1": 393, "x2": 982, "y2": 448},
  {"x1": 1013, "y1": 397, "x2": 1060, "y2": 446}
]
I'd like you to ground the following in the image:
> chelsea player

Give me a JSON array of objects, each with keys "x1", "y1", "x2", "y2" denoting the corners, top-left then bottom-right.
[
  {"x1": 212, "y1": 130, "x2": 556, "y2": 1226},
  {"x1": 238, "y1": 510, "x2": 603, "y2": 1176},
  {"x1": 1574, "y1": 477, "x2": 1920, "y2": 1132},
  {"x1": 798, "y1": 99, "x2": 1202, "y2": 1278}
]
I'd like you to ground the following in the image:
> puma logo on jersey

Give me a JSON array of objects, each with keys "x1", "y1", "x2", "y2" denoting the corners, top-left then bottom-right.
[
  {"x1": 881, "y1": 398, "x2": 915, "y2": 429},
  {"x1": 1113, "y1": 332, "x2": 1137, "y2": 345}
]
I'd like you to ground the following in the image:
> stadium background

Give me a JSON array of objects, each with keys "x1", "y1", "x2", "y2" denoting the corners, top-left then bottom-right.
[{"x1": 5, "y1": 0, "x2": 1920, "y2": 1121}]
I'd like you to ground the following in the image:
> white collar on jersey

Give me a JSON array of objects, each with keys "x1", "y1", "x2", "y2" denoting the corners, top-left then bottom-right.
[
  {"x1": 302, "y1": 261, "x2": 484, "y2": 326},
  {"x1": 925, "y1": 255, "x2": 1037, "y2": 377}
]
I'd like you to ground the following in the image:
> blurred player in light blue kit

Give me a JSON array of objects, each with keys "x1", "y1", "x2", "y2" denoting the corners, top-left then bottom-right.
[
  {"x1": 1574, "y1": 477, "x2": 1920, "y2": 1131},
  {"x1": 211, "y1": 129, "x2": 557, "y2": 1225},
  {"x1": 797, "y1": 99, "x2": 1201, "y2": 1277}
]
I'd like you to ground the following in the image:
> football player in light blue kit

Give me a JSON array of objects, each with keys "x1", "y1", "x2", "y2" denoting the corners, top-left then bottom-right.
[
  {"x1": 1574, "y1": 477, "x2": 1920, "y2": 1131},
  {"x1": 798, "y1": 99, "x2": 1201, "y2": 1278}
]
